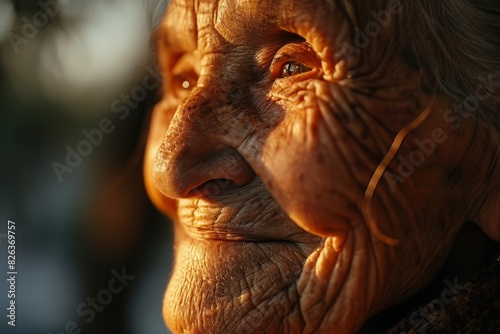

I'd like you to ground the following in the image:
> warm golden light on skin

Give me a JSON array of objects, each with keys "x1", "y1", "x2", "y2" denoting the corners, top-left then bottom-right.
[{"x1": 145, "y1": 0, "x2": 500, "y2": 333}]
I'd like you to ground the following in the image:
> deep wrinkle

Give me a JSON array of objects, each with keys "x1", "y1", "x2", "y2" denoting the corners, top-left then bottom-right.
[{"x1": 145, "y1": 1, "x2": 500, "y2": 333}]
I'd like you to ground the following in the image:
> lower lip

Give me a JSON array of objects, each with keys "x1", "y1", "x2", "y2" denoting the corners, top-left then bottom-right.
[
  {"x1": 176, "y1": 237, "x2": 309, "y2": 271},
  {"x1": 177, "y1": 235, "x2": 314, "y2": 264},
  {"x1": 174, "y1": 224, "x2": 318, "y2": 254}
]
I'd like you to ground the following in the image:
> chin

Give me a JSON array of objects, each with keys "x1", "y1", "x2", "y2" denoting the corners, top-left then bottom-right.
[{"x1": 162, "y1": 227, "x2": 320, "y2": 333}]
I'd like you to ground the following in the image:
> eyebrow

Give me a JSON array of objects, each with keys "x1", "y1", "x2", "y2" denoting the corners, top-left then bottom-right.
[{"x1": 210, "y1": 0, "x2": 287, "y2": 47}]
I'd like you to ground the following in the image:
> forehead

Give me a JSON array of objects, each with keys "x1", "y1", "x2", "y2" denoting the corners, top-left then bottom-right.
[{"x1": 159, "y1": 0, "x2": 346, "y2": 52}]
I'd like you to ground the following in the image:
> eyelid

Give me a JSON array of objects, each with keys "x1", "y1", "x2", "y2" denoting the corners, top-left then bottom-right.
[{"x1": 271, "y1": 55, "x2": 288, "y2": 67}]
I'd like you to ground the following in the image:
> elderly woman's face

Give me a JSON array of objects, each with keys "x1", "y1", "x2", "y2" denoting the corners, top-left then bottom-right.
[{"x1": 144, "y1": 0, "x2": 491, "y2": 332}]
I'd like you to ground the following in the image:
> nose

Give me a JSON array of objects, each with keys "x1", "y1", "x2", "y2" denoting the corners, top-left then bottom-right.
[{"x1": 152, "y1": 86, "x2": 255, "y2": 199}]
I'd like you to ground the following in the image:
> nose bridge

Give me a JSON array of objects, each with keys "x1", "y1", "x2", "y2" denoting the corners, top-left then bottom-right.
[
  {"x1": 183, "y1": 62, "x2": 234, "y2": 128},
  {"x1": 163, "y1": 82, "x2": 227, "y2": 164},
  {"x1": 152, "y1": 65, "x2": 255, "y2": 199},
  {"x1": 168, "y1": 55, "x2": 250, "y2": 153}
]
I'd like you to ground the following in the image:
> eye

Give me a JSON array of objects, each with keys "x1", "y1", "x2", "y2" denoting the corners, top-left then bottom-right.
[
  {"x1": 268, "y1": 41, "x2": 318, "y2": 81},
  {"x1": 281, "y1": 62, "x2": 311, "y2": 78},
  {"x1": 171, "y1": 72, "x2": 197, "y2": 99},
  {"x1": 169, "y1": 52, "x2": 199, "y2": 100}
]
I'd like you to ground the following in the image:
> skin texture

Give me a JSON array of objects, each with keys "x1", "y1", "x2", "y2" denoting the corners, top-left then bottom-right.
[{"x1": 144, "y1": 0, "x2": 500, "y2": 332}]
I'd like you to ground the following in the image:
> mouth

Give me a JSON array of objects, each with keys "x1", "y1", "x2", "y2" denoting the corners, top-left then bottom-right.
[
  {"x1": 175, "y1": 178, "x2": 322, "y2": 246},
  {"x1": 177, "y1": 201, "x2": 321, "y2": 245},
  {"x1": 184, "y1": 232, "x2": 301, "y2": 244}
]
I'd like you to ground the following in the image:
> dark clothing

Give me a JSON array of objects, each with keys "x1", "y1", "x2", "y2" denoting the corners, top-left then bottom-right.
[{"x1": 386, "y1": 254, "x2": 500, "y2": 333}]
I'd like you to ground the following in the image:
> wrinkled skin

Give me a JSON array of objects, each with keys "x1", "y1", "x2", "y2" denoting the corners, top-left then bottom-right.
[{"x1": 144, "y1": 0, "x2": 500, "y2": 333}]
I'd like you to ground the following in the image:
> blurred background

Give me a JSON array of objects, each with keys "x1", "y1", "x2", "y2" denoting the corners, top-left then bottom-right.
[{"x1": 0, "y1": 0, "x2": 173, "y2": 333}]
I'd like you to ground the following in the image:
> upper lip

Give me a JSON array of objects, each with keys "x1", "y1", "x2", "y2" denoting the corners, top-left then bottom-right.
[{"x1": 175, "y1": 179, "x2": 321, "y2": 244}]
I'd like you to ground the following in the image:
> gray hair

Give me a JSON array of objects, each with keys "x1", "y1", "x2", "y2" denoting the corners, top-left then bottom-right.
[{"x1": 405, "y1": 0, "x2": 500, "y2": 129}]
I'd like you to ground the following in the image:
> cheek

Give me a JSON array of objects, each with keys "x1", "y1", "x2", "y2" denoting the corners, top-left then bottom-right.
[
  {"x1": 261, "y1": 124, "x2": 361, "y2": 236},
  {"x1": 242, "y1": 84, "x2": 379, "y2": 236},
  {"x1": 241, "y1": 81, "x2": 424, "y2": 237}
]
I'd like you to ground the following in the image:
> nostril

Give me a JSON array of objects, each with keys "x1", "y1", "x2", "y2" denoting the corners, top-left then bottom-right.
[
  {"x1": 177, "y1": 149, "x2": 256, "y2": 198},
  {"x1": 188, "y1": 178, "x2": 241, "y2": 198}
]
